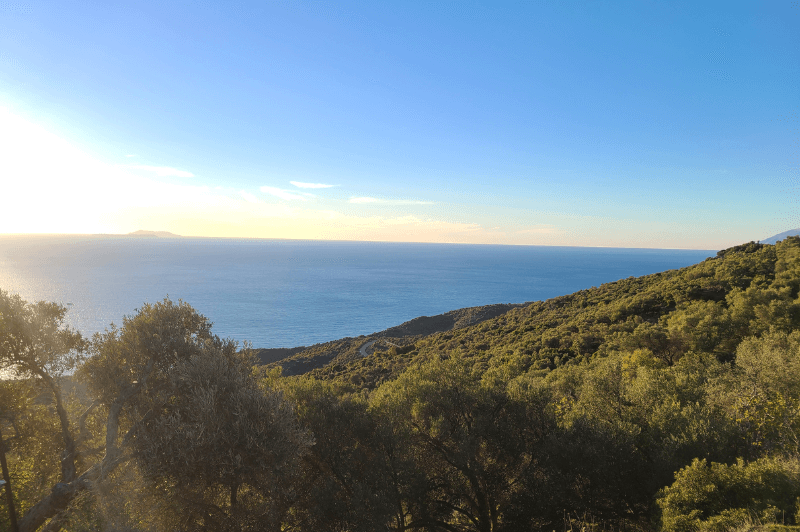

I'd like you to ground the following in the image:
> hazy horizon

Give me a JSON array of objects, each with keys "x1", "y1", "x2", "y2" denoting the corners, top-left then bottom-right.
[{"x1": 0, "y1": 231, "x2": 728, "y2": 251}]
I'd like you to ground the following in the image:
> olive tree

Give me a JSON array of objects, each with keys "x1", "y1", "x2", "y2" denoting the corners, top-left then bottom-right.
[
  {"x1": 369, "y1": 355, "x2": 555, "y2": 532},
  {"x1": 132, "y1": 345, "x2": 312, "y2": 531},
  {"x1": 0, "y1": 289, "x2": 86, "y2": 486},
  {"x1": 1, "y1": 294, "x2": 307, "y2": 532},
  {"x1": 0, "y1": 290, "x2": 90, "y2": 532}
]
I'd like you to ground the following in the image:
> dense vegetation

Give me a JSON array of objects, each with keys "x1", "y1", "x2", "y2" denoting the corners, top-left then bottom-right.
[{"x1": 2, "y1": 237, "x2": 800, "y2": 531}]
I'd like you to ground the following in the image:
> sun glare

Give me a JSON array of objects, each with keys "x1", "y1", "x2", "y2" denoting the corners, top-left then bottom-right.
[
  {"x1": 0, "y1": 107, "x2": 508, "y2": 242},
  {"x1": 0, "y1": 107, "x2": 123, "y2": 233}
]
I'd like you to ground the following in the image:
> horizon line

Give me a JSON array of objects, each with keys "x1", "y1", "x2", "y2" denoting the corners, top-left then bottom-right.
[{"x1": 0, "y1": 231, "x2": 729, "y2": 251}]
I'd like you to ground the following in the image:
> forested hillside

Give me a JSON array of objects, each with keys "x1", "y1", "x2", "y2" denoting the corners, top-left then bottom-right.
[
  {"x1": 264, "y1": 302, "x2": 523, "y2": 377},
  {"x1": 3, "y1": 238, "x2": 800, "y2": 531}
]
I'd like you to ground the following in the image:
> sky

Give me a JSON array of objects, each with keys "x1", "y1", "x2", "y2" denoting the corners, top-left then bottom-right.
[{"x1": 0, "y1": 1, "x2": 797, "y2": 249}]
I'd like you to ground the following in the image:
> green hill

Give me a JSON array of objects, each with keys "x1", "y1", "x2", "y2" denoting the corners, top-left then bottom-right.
[
  {"x1": 311, "y1": 238, "x2": 790, "y2": 391},
  {"x1": 5, "y1": 237, "x2": 800, "y2": 532},
  {"x1": 265, "y1": 236, "x2": 800, "y2": 530},
  {"x1": 268, "y1": 302, "x2": 523, "y2": 377}
]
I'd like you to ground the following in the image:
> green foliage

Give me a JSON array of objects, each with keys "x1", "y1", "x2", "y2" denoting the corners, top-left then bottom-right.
[
  {"x1": 0, "y1": 289, "x2": 86, "y2": 380},
  {"x1": 715, "y1": 241, "x2": 767, "y2": 258},
  {"x1": 709, "y1": 332, "x2": 800, "y2": 457},
  {"x1": 658, "y1": 456, "x2": 800, "y2": 532},
  {"x1": 277, "y1": 377, "x2": 399, "y2": 531},
  {"x1": 369, "y1": 354, "x2": 558, "y2": 531},
  {"x1": 133, "y1": 346, "x2": 312, "y2": 531},
  {"x1": 271, "y1": 337, "x2": 365, "y2": 377},
  {"x1": 0, "y1": 379, "x2": 61, "y2": 530},
  {"x1": 80, "y1": 298, "x2": 222, "y2": 410}
]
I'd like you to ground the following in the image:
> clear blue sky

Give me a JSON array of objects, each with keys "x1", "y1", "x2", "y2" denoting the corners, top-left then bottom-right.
[{"x1": 0, "y1": 1, "x2": 796, "y2": 248}]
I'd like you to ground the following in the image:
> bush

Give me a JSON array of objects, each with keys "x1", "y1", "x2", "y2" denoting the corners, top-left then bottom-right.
[{"x1": 658, "y1": 456, "x2": 800, "y2": 532}]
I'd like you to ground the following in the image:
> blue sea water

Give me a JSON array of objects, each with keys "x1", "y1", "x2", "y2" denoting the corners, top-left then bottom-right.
[{"x1": 0, "y1": 236, "x2": 715, "y2": 348}]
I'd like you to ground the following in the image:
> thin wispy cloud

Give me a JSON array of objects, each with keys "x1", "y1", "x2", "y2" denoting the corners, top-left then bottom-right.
[
  {"x1": 239, "y1": 190, "x2": 260, "y2": 203},
  {"x1": 290, "y1": 181, "x2": 335, "y2": 189},
  {"x1": 349, "y1": 197, "x2": 435, "y2": 205},
  {"x1": 260, "y1": 185, "x2": 310, "y2": 201},
  {"x1": 128, "y1": 165, "x2": 195, "y2": 178}
]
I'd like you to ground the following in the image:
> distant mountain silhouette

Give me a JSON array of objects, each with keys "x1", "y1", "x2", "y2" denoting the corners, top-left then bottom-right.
[
  {"x1": 761, "y1": 229, "x2": 800, "y2": 245},
  {"x1": 127, "y1": 230, "x2": 181, "y2": 237}
]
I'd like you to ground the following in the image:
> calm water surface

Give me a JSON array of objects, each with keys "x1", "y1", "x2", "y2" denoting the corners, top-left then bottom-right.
[{"x1": 0, "y1": 236, "x2": 714, "y2": 347}]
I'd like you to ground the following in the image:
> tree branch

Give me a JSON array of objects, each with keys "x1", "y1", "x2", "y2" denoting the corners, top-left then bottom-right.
[
  {"x1": 38, "y1": 371, "x2": 78, "y2": 483},
  {"x1": 75, "y1": 401, "x2": 98, "y2": 447}
]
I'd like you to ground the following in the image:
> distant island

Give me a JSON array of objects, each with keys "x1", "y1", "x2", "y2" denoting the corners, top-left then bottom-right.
[{"x1": 126, "y1": 230, "x2": 181, "y2": 238}]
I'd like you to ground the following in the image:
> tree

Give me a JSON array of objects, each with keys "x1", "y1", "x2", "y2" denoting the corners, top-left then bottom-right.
[
  {"x1": 0, "y1": 290, "x2": 91, "y2": 532},
  {"x1": 0, "y1": 289, "x2": 86, "y2": 485},
  {"x1": 0, "y1": 380, "x2": 25, "y2": 532},
  {"x1": 132, "y1": 345, "x2": 312, "y2": 531},
  {"x1": 370, "y1": 355, "x2": 555, "y2": 532},
  {"x1": 709, "y1": 331, "x2": 800, "y2": 457},
  {"x1": 658, "y1": 456, "x2": 800, "y2": 532},
  {"x1": 11, "y1": 297, "x2": 219, "y2": 532},
  {"x1": 280, "y1": 377, "x2": 397, "y2": 532},
  {"x1": 0, "y1": 378, "x2": 66, "y2": 532},
  {"x1": 1, "y1": 295, "x2": 307, "y2": 532},
  {"x1": 626, "y1": 322, "x2": 686, "y2": 366}
]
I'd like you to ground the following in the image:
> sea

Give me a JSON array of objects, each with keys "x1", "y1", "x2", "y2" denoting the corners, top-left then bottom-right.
[{"x1": 0, "y1": 235, "x2": 715, "y2": 348}]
